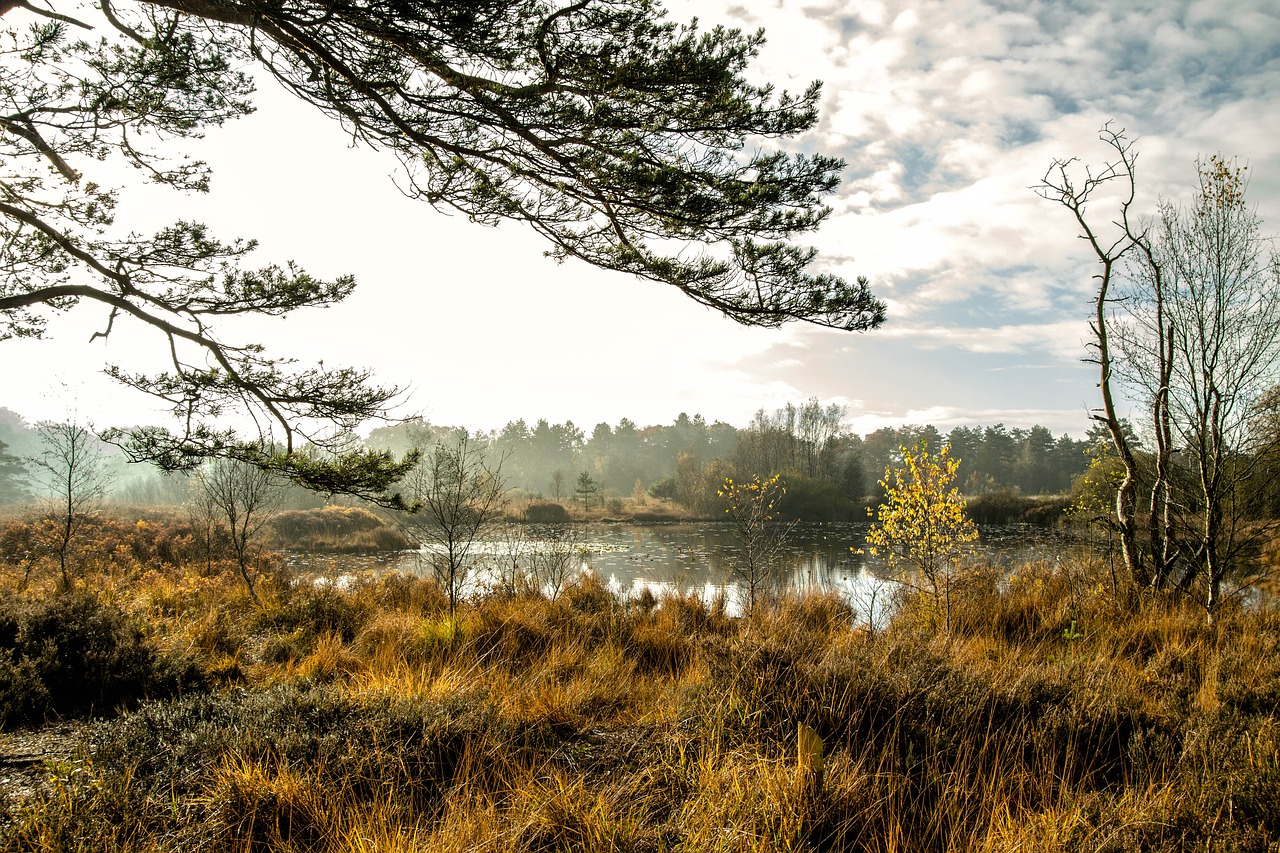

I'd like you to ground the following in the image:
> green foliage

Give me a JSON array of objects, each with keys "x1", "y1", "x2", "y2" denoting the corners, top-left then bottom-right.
[
  {"x1": 1, "y1": 0, "x2": 410, "y2": 495},
  {"x1": 573, "y1": 471, "x2": 599, "y2": 513},
  {"x1": 1067, "y1": 448, "x2": 1128, "y2": 529},
  {"x1": 777, "y1": 473, "x2": 860, "y2": 521},
  {"x1": 647, "y1": 476, "x2": 677, "y2": 501}
]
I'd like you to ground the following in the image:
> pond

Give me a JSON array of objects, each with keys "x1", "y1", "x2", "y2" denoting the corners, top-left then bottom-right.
[{"x1": 286, "y1": 522, "x2": 1094, "y2": 618}]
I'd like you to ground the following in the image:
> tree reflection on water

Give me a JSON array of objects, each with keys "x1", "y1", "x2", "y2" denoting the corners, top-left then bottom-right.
[{"x1": 287, "y1": 522, "x2": 1090, "y2": 621}]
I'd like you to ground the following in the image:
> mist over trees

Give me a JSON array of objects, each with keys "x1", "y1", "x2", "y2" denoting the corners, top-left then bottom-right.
[
  {"x1": 0, "y1": 440, "x2": 29, "y2": 506},
  {"x1": 363, "y1": 402, "x2": 1094, "y2": 520},
  {"x1": 0, "y1": 401, "x2": 1101, "y2": 519}
]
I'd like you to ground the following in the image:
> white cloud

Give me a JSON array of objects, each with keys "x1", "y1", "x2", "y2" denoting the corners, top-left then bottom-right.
[{"x1": 876, "y1": 320, "x2": 1089, "y2": 358}]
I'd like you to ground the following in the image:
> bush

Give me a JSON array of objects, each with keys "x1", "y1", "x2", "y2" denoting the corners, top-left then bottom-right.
[
  {"x1": 0, "y1": 650, "x2": 48, "y2": 724},
  {"x1": 0, "y1": 593, "x2": 202, "y2": 726},
  {"x1": 1023, "y1": 497, "x2": 1072, "y2": 527},
  {"x1": 647, "y1": 477, "x2": 677, "y2": 502},
  {"x1": 257, "y1": 584, "x2": 374, "y2": 645},
  {"x1": 82, "y1": 685, "x2": 492, "y2": 820},
  {"x1": 373, "y1": 525, "x2": 411, "y2": 550},
  {"x1": 266, "y1": 506, "x2": 404, "y2": 552},
  {"x1": 560, "y1": 571, "x2": 616, "y2": 615},
  {"x1": 630, "y1": 510, "x2": 681, "y2": 523},
  {"x1": 524, "y1": 502, "x2": 570, "y2": 523},
  {"x1": 965, "y1": 488, "x2": 1033, "y2": 524},
  {"x1": 777, "y1": 474, "x2": 859, "y2": 521}
]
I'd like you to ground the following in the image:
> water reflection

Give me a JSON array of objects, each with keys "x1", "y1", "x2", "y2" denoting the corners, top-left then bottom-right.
[{"x1": 286, "y1": 522, "x2": 1089, "y2": 620}]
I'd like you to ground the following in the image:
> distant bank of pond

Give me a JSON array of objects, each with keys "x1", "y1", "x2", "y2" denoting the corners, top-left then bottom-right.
[{"x1": 287, "y1": 521, "x2": 1093, "y2": 617}]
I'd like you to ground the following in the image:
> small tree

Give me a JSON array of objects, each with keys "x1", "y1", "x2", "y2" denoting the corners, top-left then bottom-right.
[
  {"x1": 187, "y1": 473, "x2": 223, "y2": 576},
  {"x1": 866, "y1": 442, "x2": 978, "y2": 633},
  {"x1": 28, "y1": 421, "x2": 107, "y2": 592},
  {"x1": 403, "y1": 436, "x2": 507, "y2": 619},
  {"x1": 719, "y1": 474, "x2": 794, "y2": 614},
  {"x1": 527, "y1": 522, "x2": 586, "y2": 602},
  {"x1": 195, "y1": 456, "x2": 284, "y2": 605},
  {"x1": 574, "y1": 471, "x2": 599, "y2": 514}
]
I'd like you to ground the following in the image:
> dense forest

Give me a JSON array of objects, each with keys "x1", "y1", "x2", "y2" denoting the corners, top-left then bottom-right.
[
  {"x1": 0, "y1": 402, "x2": 1093, "y2": 521},
  {"x1": 362, "y1": 401, "x2": 1093, "y2": 515}
]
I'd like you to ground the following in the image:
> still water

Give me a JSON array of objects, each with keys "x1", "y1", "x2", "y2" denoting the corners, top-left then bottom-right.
[{"x1": 286, "y1": 522, "x2": 1089, "y2": 617}]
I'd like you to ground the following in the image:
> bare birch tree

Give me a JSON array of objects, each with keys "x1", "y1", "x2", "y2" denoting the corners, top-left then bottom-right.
[
  {"x1": 402, "y1": 436, "x2": 508, "y2": 620},
  {"x1": 195, "y1": 456, "x2": 285, "y2": 605},
  {"x1": 1037, "y1": 126, "x2": 1159, "y2": 601},
  {"x1": 1039, "y1": 127, "x2": 1280, "y2": 621},
  {"x1": 28, "y1": 420, "x2": 106, "y2": 592},
  {"x1": 1113, "y1": 155, "x2": 1280, "y2": 619}
]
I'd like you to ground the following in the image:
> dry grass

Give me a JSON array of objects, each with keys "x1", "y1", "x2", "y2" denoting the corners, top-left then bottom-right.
[{"x1": 3, "y1": 532, "x2": 1280, "y2": 851}]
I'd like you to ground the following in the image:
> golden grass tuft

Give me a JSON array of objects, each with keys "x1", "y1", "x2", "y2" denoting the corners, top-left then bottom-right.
[{"x1": 203, "y1": 756, "x2": 335, "y2": 851}]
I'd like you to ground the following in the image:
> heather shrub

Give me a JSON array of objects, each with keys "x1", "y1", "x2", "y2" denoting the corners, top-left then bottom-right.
[
  {"x1": 0, "y1": 592, "x2": 201, "y2": 726},
  {"x1": 256, "y1": 583, "x2": 374, "y2": 646},
  {"x1": 524, "y1": 502, "x2": 570, "y2": 523}
]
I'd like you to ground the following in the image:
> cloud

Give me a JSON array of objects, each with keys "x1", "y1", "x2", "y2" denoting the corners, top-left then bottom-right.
[
  {"x1": 874, "y1": 319, "x2": 1089, "y2": 358},
  {"x1": 11, "y1": 0, "x2": 1276, "y2": 441},
  {"x1": 847, "y1": 405, "x2": 1096, "y2": 438}
]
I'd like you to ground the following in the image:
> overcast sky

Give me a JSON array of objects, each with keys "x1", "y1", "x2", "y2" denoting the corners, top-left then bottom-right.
[{"x1": 5, "y1": 0, "x2": 1279, "y2": 439}]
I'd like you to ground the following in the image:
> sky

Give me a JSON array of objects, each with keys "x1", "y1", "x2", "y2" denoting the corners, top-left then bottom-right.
[{"x1": 5, "y1": 0, "x2": 1279, "y2": 440}]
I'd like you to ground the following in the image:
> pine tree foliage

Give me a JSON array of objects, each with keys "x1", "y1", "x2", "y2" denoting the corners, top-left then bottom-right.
[{"x1": 0, "y1": 1, "x2": 883, "y2": 503}]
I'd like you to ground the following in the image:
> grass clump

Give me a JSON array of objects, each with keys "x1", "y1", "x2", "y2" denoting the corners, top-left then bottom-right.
[{"x1": 266, "y1": 506, "x2": 409, "y2": 553}]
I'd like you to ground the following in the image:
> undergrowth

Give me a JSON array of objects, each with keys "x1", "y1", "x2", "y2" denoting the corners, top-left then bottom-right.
[{"x1": 1, "y1": 540, "x2": 1278, "y2": 851}]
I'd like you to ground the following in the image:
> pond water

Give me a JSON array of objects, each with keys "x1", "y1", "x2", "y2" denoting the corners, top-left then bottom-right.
[{"x1": 286, "y1": 522, "x2": 1093, "y2": 618}]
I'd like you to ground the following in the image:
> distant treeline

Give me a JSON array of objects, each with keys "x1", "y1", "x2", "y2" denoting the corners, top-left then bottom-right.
[
  {"x1": 362, "y1": 400, "x2": 1093, "y2": 520},
  {"x1": 0, "y1": 403, "x2": 1093, "y2": 520}
]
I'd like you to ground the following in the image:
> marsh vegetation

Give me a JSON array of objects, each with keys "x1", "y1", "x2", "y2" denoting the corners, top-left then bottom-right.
[{"x1": 0, "y1": 506, "x2": 1277, "y2": 852}]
